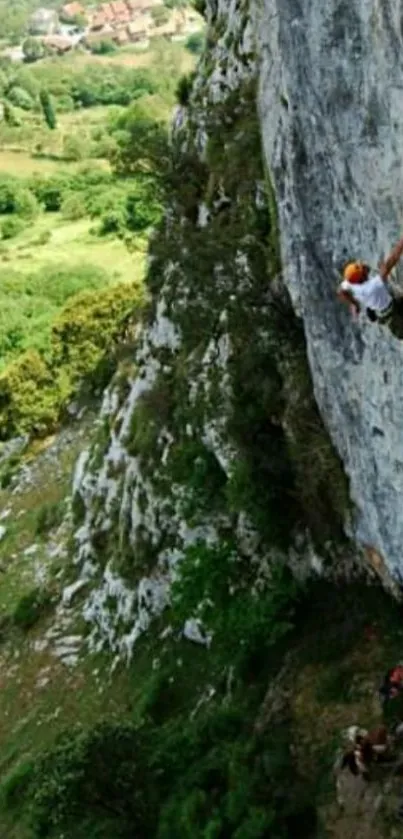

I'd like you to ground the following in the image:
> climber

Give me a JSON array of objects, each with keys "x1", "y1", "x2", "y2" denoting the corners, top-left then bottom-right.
[
  {"x1": 380, "y1": 666, "x2": 403, "y2": 732},
  {"x1": 337, "y1": 232, "x2": 403, "y2": 339},
  {"x1": 340, "y1": 724, "x2": 395, "y2": 781},
  {"x1": 380, "y1": 665, "x2": 403, "y2": 704}
]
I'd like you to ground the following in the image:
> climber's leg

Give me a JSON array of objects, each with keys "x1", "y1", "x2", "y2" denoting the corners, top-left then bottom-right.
[
  {"x1": 366, "y1": 308, "x2": 377, "y2": 322},
  {"x1": 388, "y1": 298, "x2": 403, "y2": 340}
]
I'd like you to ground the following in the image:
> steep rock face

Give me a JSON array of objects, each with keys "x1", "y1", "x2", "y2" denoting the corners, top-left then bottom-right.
[
  {"x1": 258, "y1": 0, "x2": 403, "y2": 579},
  {"x1": 71, "y1": 0, "x2": 352, "y2": 656}
]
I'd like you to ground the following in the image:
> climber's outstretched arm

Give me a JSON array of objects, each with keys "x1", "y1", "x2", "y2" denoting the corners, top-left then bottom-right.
[
  {"x1": 379, "y1": 234, "x2": 403, "y2": 280},
  {"x1": 337, "y1": 288, "x2": 360, "y2": 318}
]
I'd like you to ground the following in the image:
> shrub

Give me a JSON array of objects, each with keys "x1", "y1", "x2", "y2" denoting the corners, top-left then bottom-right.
[
  {"x1": 50, "y1": 281, "x2": 145, "y2": 386},
  {"x1": 0, "y1": 452, "x2": 21, "y2": 488},
  {"x1": 86, "y1": 184, "x2": 127, "y2": 219},
  {"x1": 35, "y1": 500, "x2": 64, "y2": 536},
  {"x1": 32, "y1": 179, "x2": 64, "y2": 212},
  {"x1": 13, "y1": 587, "x2": 53, "y2": 631},
  {"x1": 98, "y1": 208, "x2": 126, "y2": 236},
  {"x1": 0, "y1": 180, "x2": 23, "y2": 214},
  {"x1": 193, "y1": 0, "x2": 206, "y2": 16},
  {"x1": 22, "y1": 37, "x2": 45, "y2": 63},
  {"x1": 0, "y1": 182, "x2": 38, "y2": 219},
  {"x1": 61, "y1": 193, "x2": 86, "y2": 221},
  {"x1": 172, "y1": 542, "x2": 300, "y2": 674},
  {"x1": 0, "y1": 349, "x2": 61, "y2": 439},
  {"x1": 3, "y1": 102, "x2": 20, "y2": 126},
  {"x1": 175, "y1": 72, "x2": 196, "y2": 106},
  {"x1": 185, "y1": 32, "x2": 205, "y2": 54},
  {"x1": 11, "y1": 711, "x2": 316, "y2": 839},
  {"x1": 125, "y1": 182, "x2": 162, "y2": 232},
  {"x1": 6, "y1": 84, "x2": 34, "y2": 109},
  {"x1": 90, "y1": 37, "x2": 116, "y2": 55},
  {"x1": 0, "y1": 276, "x2": 144, "y2": 439},
  {"x1": 63, "y1": 134, "x2": 87, "y2": 162},
  {"x1": 28, "y1": 722, "x2": 156, "y2": 838},
  {"x1": 14, "y1": 188, "x2": 38, "y2": 219},
  {"x1": 0, "y1": 761, "x2": 34, "y2": 810},
  {"x1": 1, "y1": 217, "x2": 24, "y2": 239}
]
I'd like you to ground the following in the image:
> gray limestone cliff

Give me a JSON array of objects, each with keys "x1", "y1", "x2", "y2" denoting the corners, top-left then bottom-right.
[
  {"x1": 70, "y1": 0, "x2": 403, "y2": 657},
  {"x1": 258, "y1": 0, "x2": 403, "y2": 580}
]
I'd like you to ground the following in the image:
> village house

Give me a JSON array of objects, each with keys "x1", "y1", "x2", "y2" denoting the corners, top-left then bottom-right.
[
  {"x1": 127, "y1": 17, "x2": 151, "y2": 42},
  {"x1": 110, "y1": 0, "x2": 131, "y2": 21},
  {"x1": 61, "y1": 1, "x2": 85, "y2": 20},
  {"x1": 134, "y1": 0, "x2": 164, "y2": 13},
  {"x1": 89, "y1": 0, "x2": 163, "y2": 31},
  {"x1": 112, "y1": 26, "x2": 130, "y2": 44},
  {"x1": 84, "y1": 0, "x2": 201, "y2": 46},
  {"x1": 29, "y1": 7, "x2": 60, "y2": 35},
  {"x1": 42, "y1": 34, "x2": 74, "y2": 53}
]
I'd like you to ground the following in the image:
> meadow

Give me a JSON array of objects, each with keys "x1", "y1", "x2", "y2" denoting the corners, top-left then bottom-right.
[{"x1": 0, "y1": 38, "x2": 199, "y2": 437}]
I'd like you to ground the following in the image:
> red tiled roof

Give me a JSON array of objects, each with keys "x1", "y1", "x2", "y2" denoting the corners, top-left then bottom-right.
[
  {"x1": 62, "y1": 1, "x2": 85, "y2": 16},
  {"x1": 100, "y1": 3, "x2": 114, "y2": 20},
  {"x1": 111, "y1": 0, "x2": 127, "y2": 13},
  {"x1": 91, "y1": 12, "x2": 107, "y2": 27}
]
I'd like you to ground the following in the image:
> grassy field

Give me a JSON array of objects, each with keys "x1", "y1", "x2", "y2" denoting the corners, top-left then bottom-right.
[
  {"x1": 0, "y1": 211, "x2": 146, "y2": 369},
  {"x1": 0, "y1": 106, "x2": 115, "y2": 164},
  {"x1": 0, "y1": 214, "x2": 145, "y2": 277},
  {"x1": 70, "y1": 38, "x2": 197, "y2": 70},
  {"x1": 0, "y1": 39, "x2": 196, "y2": 162},
  {"x1": 0, "y1": 149, "x2": 101, "y2": 176},
  {"x1": 0, "y1": 42, "x2": 176, "y2": 369}
]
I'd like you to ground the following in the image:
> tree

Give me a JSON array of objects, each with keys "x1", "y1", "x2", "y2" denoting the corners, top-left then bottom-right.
[
  {"x1": 39, "y1": 89, "x2": 57, "y2": 130},
  {"x1": 3, "y1": 102, "x2": 20, "y2": 126},
  {"x1": 90, "y1": 37, "x2": 116, "y2": 55},
  {"x1": 111, "y1": 104, "x2": 170, "y2": 199},
  {"x1": 6, "y1": 85, "x2": 34, "y2": 110},
  {"x1": 22, "y1": 37, "x2": 45, "y2": 63},
  {"x1": 175, "y1": 72, "x2": 196, "y2": 106},
  {"x1": 63, "y1": 134, "x2": 86, "y2": 161},
  {"x1": 185, "y1": 31, "x2": 205, "y2": 54}
]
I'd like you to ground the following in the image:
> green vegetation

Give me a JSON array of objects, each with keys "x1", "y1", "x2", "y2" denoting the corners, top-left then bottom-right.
[
  {"x1": 175, "y1": 70, "x2": 196, "y2": 105},
  {"x1": 12, "y1": 587, "x2": 53, "y2": 631},
  {"x1": 0, "y1": 38, "x2": 197, "y2": 441},
  {"x1": 0, "y1": 510, "x2": 316, "y2": 839},
  {"x1": 39, "y1": 89, "x2": 56, "y2": 130},
  {"x1": 185, "y1": 31, "x2": 205, "y2": 54},
  {"x1": 0, "y1": 43, "x2": 191, "y2": 117},
  {"x1": 0, "y1": 9, "x2": 378, "y2": 839},
  {"x1": 22, "y1": 36, "x2": 46, "y2": 63},
  {"x1": 0, "y1": 280, "x2": 145, "y2": 438}
]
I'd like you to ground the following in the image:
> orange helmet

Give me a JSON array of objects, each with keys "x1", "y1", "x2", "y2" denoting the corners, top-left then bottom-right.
[{"x1": 343, "y1": 261, "x2": 368, "y2": 284}]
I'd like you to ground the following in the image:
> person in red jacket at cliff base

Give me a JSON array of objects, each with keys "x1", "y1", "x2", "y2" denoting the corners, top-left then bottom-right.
[{"x1": 337, "y1": 232, "x2": 403, "y2": 339}]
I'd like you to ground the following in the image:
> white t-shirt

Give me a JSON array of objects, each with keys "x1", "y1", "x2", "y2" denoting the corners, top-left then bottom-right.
[{"x1": 340, "y1": 273, "x2": 392, "y2": 313}]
